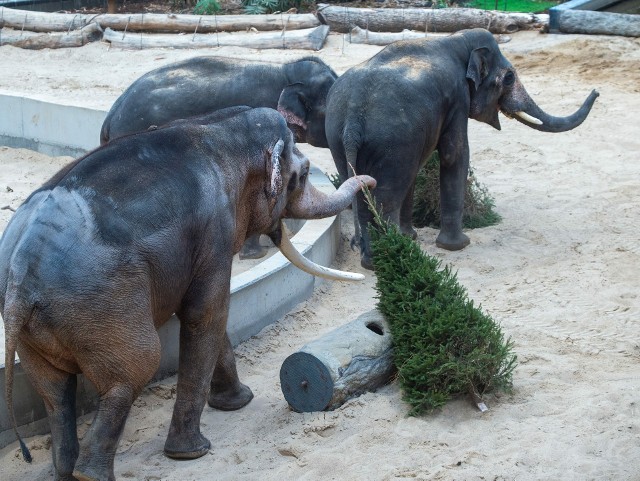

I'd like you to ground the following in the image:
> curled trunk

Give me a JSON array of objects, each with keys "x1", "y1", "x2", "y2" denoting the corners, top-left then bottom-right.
[
  {"x1": 503, "y1": 86, "x2": 599, "y2": 133},
  {"x1": 285, "y1": 175, "x2": 376, "y2": 220}
]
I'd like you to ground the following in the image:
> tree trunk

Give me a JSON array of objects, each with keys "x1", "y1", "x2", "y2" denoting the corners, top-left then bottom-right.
[
  {"x1": 279, "y1": 309, "x2": 396, "y2": 412},
  {"x1": 0, "y1": 7, "x2": 320, "y2": 33},
  {"x1": 108, "y1": 0, "x2": 117, "y2": 14},
  {"x1": 0, "y1": 24, "x2": 102, "y2": 49},
  {"x1": 316, "y1": 4, "x2": 547, "y2": 34},
  {"x1": 102, "y1": 24, "x2": 330, "y2": 50},
  {"x1": 346, "y1": 25, "x2": 512, "y2": 46},
  {"x1": 554, "y1": 10, "x2": 640, "y2": 37}
]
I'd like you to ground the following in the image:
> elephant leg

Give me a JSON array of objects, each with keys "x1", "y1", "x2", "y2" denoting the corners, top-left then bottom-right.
[
  {"x1": 239, "y1": 234, "x2": 268, "y2": 260},
  {"x1": 355, "y1": 192, "x2": 376, "y2": 270},
  {"x1": 74, "y1": 322, "x2": 161, "y2": 481},
  {"x1": 208, "y1": 333, "x2": 253, "y2": 411},
  {"x1": 436, "y1": 129, "x2": 470, "y2": 250},
  {"x1": 17, "y1": 342, "x2": 79, "y2": 481},
  {"x1": 164, "y1": 277, "x2": 229, "y2": 459},
  {"x1": 399, "y1": 179, "x2": 418, "y2": 240}
]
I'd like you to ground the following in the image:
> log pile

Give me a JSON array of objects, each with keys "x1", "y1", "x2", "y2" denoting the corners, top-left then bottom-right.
[{"x1": 0, "y1": 4, "x2": 637, "y2": 51}]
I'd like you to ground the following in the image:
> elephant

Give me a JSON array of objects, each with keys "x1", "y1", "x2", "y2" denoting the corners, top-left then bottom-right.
[
  {"x1": 100, "y1": 55, "x2": 337, "y2": 260},
  {"x1": 325, "y1": 28, "x2": 599, "y2": 270},
  {"x1": 100, "y1": 55, "x2": 337, "y2": 149},
  {"x1": 1, "y1": 107, "x2": 375, "y2": 481}
]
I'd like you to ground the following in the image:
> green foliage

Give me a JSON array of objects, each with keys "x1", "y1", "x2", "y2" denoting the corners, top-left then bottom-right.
[
  {"x1": 242, "y1": 0, "x2": 311, "y2": 14},
  {"x1": 413, "y1": 151, "x2": 501, "y2": 230},
  {"x1": 364, "y1": 187, "x2": 517, "y2": 415},
  {"x1": 463, "y1": 0, "x2": 559, "y2": 12},
  {"x1": 193, "y1": 0, "x2": 221, "y2": 14}
]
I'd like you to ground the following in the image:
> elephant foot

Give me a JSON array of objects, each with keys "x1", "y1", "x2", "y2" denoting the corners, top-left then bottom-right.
[
  {"x1": 164, "y1": 432, "x2": 211, "y2": 460},
  {"x1": 72, "y1": 472, "x2": 99, "y2": 481},
  {"x1": 208, "y1": 383, "x2": 254, "y2": 411},
  {"x1": 400, "y1": 225, "x2": 418, "y2": 240},
  {"x1": 435, "y1": 231, "x2": 470, "y2": 251},
  {"x1": 360, "y1": 253, "x2": 374, "y2": 271},
  {"x1": 73, "y1": 467, "x2": 112, "y2": 481},
  {"x1": 239, "y1": 240, "x2": 268, "y2": 260}
]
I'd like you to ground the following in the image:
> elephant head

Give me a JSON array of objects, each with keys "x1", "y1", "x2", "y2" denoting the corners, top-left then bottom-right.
[
  {"x1": 463, "y1": 29, "x2": 599, "y2": 132},
  {"x1": 277, "y1": 57, "x2": 338, "y2": 149},
  {"x1": 242, "y1": 108, "x2": 375, "y2": 280}
]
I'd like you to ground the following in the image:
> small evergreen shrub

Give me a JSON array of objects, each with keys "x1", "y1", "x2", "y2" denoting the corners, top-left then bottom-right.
[
  {"x1": 365, "y1": 189, "x2": 517, "y2": 415},
  {"x1": 413, "y1": 151, "x2": 501, "y2": 230},
  {"x1": 193, "y1": 0, "x2": 221, "y2": 14}
]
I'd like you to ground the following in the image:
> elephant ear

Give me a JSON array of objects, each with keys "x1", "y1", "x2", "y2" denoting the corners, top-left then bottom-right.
[
  {"x1": 466, "y1": 47, "x2": 490, "y2": 91},
  {"x1": 265, "y1": 139, "x2": 285, "y2": 212},
  {"x1": 277, "y1": 83, "x2": 308, "y2": 130}
]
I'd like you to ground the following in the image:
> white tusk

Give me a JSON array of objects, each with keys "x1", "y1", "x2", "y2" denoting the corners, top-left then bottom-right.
[
  {"x1": 515, "y1": 111, "x2": 543, "y2": 125},
  {"x1": 278, "y1": 221, "x2": 365, "y2": 282}
]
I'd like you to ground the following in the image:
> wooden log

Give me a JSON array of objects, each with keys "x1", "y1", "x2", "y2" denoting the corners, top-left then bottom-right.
[
  {"x1": 0, "y1": 23, "x2": 102, "y2": 49},
  {"x1": 316, "y1": 4, "x2": 547, "y2": 34},
  {"x1": 279, "y1": 309, "x2": 396, "y2": 412},
  {"x1": 0, "y1": 7, "x2": 94, "y2": 32},
  {"x1": 102, "y1": 24, "x2": 330, "y2": 50},
  {"x1": 346, "y1": 25, "x2": 512, "y2": 45},
  {"x1": 555, "y1": 10, "x2": 640, "y2": 37},
  {"x1": 96, "y1": 12, "x2": 321, "y2": 33},
  {"x1": 0, "y1": 7, "x2": 320, "y2": 33}
]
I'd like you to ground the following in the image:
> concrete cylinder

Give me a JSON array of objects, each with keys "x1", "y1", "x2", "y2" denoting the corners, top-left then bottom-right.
[{"x1": 279, "y1": 309, "x2": 396, "y2": 412}]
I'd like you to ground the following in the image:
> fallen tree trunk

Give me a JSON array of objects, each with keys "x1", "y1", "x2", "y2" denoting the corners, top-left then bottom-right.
[
  {"x1": 0, "y1": 23, "x2": 102, "y2": 49},
  {"x1": 0, "y1": 7, "x2": 320, "y2": 33},
  {"x1": 316, "y1": 4, "x2": 547, "y2": 34},
  {"x1": 346, "y1": 25, "x2": 511, "y2": 45},
  {"x1": 102, "y1": 24, "x2": 330, "y2": 50},
  {"x1": 554, "y1": 10, "x2": 640, "y2": 37}
]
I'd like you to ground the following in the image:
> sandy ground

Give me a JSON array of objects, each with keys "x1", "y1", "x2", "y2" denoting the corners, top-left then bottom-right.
[{"x1": 0, "y1": 29, "x2": 639, "y2": 481}]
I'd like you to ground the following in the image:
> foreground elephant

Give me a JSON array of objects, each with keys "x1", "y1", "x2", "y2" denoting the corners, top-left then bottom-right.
[
  {"x1": 1, "y1": 107, "x2": 375, "y2": 481},
  {"x1": 100, "y1": 55, "x2": 337, "y2": 260},
  {"x1": 326, "y1": 28, "x2": 599, "y2": 269}
]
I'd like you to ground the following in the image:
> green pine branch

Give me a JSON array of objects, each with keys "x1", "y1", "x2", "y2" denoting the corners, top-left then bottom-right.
[{"x1": 361, "y1": 185, "x2": 516, "y2": 415}]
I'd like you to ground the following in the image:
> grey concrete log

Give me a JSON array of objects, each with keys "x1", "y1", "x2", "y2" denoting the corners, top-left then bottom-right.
[
  {"x1": 280, "y1": 309, "x2": 396, "y2": 412},
  {"x1": 102, "y1": 25, "x2": 329, "y2": 51}
]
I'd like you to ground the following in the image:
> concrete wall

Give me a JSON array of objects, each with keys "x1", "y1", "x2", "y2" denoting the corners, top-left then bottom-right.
[{"x1": 0, "y1": 94, "x2": 343, "y2": 448}]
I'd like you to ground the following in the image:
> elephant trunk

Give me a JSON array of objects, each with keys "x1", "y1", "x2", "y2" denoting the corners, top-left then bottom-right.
[
  {"x1": 501, "y1": 82, "x2": 599, "y2": 133},
  {"x1": 285, "y1": 175, "x2": 377, "y2": 220}
]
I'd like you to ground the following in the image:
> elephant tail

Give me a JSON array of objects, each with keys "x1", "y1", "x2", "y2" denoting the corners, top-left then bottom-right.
[{"x1": 3, "y1": 289, "x2": 33, "y2": 463}]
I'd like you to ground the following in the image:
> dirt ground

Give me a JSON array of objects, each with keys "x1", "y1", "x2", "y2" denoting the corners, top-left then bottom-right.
[{"x1": 0, "y1": 27, "x2": 639, "y2": 481}]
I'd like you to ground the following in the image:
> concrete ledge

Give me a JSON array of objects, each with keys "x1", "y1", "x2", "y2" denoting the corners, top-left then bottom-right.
[{"x1": 0, "y1": 94, "x2": 344, "y2": 448}]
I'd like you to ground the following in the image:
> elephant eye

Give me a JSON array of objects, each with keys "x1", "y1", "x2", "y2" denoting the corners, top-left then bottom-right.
[{"x1": 503, "y1": 71, "x2": 515, "y2": 87}]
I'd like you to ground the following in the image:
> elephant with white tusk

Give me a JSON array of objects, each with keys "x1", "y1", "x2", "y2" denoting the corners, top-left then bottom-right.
[
  {"x1": 1, "y1": 107, "x2": 375, "y2": 481},
  {"x1": 325, "y1": 28, "x2": 599, "y2": 270}
]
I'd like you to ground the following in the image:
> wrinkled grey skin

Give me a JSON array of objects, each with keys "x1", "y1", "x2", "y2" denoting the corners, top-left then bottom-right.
[
  {"x1": 100, "y1": 55, "x2": 338, "y2": 260},
  {"x1": 1, "y1": 107, "x2": 375, "y2": 481},
  {"x1": 100, "y1": 56, "x2": 337, "y2": 149},
  {"x1": 325, "y1": 28, "x2": 599, "y2": 269}
]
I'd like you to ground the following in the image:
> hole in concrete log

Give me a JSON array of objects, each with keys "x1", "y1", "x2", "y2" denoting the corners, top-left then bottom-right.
[{"x1": 366, "y1": 322, "x2": 384, "y2": 335}]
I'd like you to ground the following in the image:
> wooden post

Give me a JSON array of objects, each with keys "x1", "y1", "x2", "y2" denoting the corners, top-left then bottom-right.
[
  {"x1": 108, "y1": 0, "x2": 117, "y2": 14},
  {"x1": 279, "y1": 309, "x2": 396, "y2": 412}
]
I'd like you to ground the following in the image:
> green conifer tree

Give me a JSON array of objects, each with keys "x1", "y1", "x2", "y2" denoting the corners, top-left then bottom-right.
[{"x1": 365, "y1": 188, "x2": 517, "y2": 415}]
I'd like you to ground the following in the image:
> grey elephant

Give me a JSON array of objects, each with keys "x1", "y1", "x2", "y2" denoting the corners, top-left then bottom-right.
[
  {"x1": 325, "y1": 28, "x2": 599, "y2": 269},
  {"x1": 100, "y1": 55, "x2": 337, "y2": 260},
  {"x1": 1, "y1": 107, "x2": 375, "y2": 481},
  {"x1": 100, "y1": 55, "x2": 337, "y2": 149}
]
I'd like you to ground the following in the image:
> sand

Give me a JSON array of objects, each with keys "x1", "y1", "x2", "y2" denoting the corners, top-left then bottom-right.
[{"x1": 0, "y1": 29, "x2": 639, "y2": 481}]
